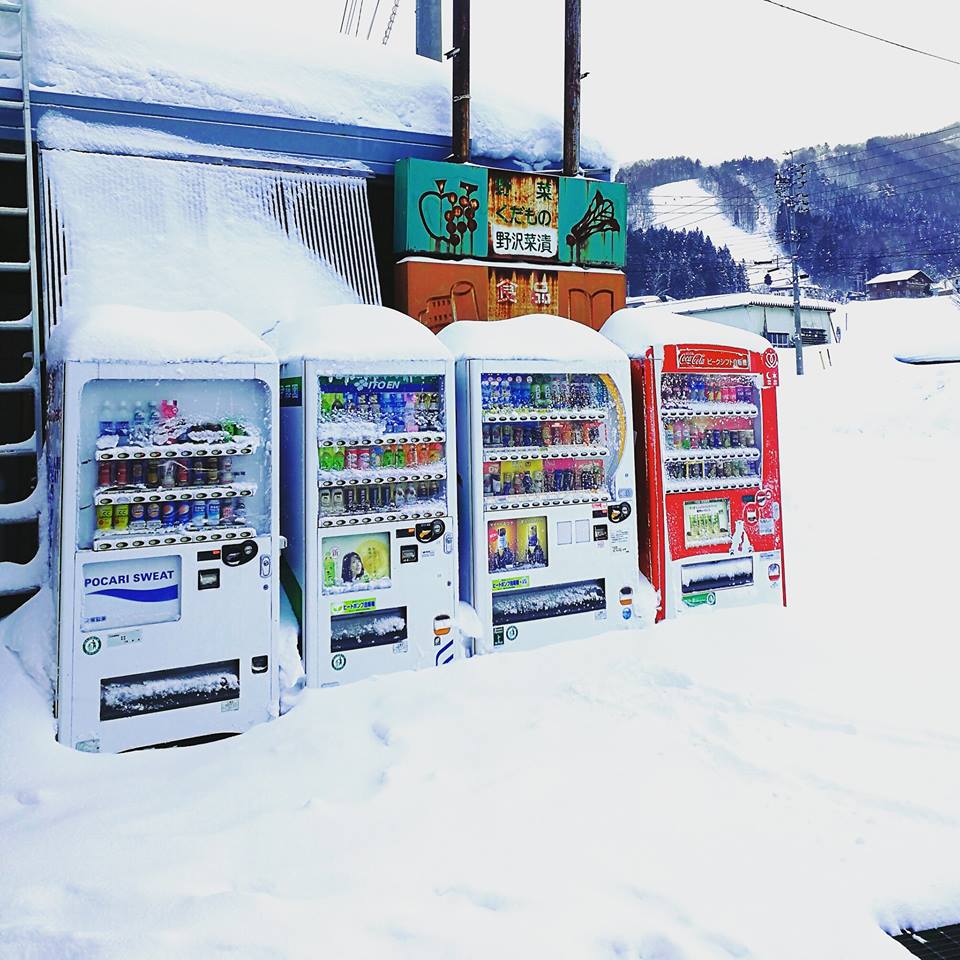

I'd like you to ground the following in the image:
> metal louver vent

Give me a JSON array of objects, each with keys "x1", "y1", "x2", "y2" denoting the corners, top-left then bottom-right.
[{"x1": 38, "y1": 149, "x2": 381, "y2": 336}]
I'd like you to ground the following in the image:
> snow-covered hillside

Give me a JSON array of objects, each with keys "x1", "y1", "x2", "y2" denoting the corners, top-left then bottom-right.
[
  {"x1": 2, "y1": 298, "x2": 960, "y2": 958},
  {"x1": 647, "y1": 179, "x2": 795, "y2": 289}
]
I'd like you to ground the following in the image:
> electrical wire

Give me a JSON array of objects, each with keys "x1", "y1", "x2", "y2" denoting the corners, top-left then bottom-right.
[{"x1": 758, "y1": 0, "x2": 960, "y2": 67}]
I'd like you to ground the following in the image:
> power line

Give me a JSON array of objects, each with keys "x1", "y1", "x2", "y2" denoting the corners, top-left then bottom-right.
[{"x1": 758, "y1": 0, "x2": 960, "y2": 67}]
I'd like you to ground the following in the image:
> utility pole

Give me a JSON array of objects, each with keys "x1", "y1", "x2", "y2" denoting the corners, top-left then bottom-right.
[
  {"x1": 450, "y1": 0, "x2": 470, "y2": 163},
  {"x1": 563, "y1": 0, "x2": 582, "y2": 177},
  {"x1": 775, "y1": 156, "x2": 810, "y2": 375},
  {"x1": 416, "y1": 0, "x2": 442, "y2": 61}
]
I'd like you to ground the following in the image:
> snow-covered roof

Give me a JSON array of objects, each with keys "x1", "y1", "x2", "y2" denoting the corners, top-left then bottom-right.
[
  {"x1": 438, "y1": 314, "x2": 628, "y2": 364},
  {"x1": 266, "y1": 305, "x2": 452, "y2": 363},
  {"x1": 866, "y1": 270, "x2": 933, "y2": 285},
  {"x1": 636, "y1": 292, "x2": 838, "y2": 314},
  {"x1": 47, "y1": 305, "x2": 276, "y2": 365},
  {"x1": 602, "y1": 308, "x2": 773, "y2": 356},
  {"x1": 21, "y1": 1, "x2": 610, "y2": 171}
]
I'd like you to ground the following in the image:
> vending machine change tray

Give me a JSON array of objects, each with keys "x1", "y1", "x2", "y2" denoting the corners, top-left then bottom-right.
[
  {"x1": 100, "y1": 659, "x2": 240, "y2": 721},
  {"x1": 330, "y1": 606, "x2": 408, "y2": 652},
  {"x1": 492, "y1": 578, "x2": 606, "y2": 626}
]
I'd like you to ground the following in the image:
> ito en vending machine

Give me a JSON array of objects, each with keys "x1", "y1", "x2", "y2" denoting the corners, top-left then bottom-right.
[
  {"x1": 49, "y1": 309, "x2": 280, "y2": 753},
  {"x1": 274, "y1": 306, "x2": 458, "y2": 688},
  {"x1": 438, "y1": 314, "x2": 644, "y2": 655},
  {"x1": 601, "y1": 309, "x2": 786, "y2": 619}
]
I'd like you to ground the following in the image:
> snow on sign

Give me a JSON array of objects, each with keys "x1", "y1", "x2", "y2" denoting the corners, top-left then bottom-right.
[{"x1": 81, "y1": 555, "x2": 182, "y2": 632}]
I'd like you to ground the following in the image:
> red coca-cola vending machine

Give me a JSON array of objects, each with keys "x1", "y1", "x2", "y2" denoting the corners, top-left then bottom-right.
[{"x1": 602, "y1": 310, "x2": 786, "y2": 620}]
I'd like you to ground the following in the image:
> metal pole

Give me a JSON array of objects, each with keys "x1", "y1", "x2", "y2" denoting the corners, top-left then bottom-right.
[
  {"x1": 416, "y1": 0, "x2": 442, "y2": 61},
  {"x1": 791, "y1": 213, "x2": 804, "y2": 376},
  {"x1": 451, "y1": 0, "x2": 470, "y2": 162},
  {"x1": 563, "y1": 0, "x2": 582, "y2": 177}
]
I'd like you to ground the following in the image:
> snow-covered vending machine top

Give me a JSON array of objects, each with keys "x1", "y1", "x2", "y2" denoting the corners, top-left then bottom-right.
[
  {"x1": 272, "y1": 306, "x2": 459, "y2": 688},
  {"x1": 49, "y1": 308, "x2": 280, "y2": 753},
  {"x1": 439, "y1": 314, "x2": 649, "y2": 656},
  {"x1": 602, "y1": 309, "x2": 786, "y2": 620}
]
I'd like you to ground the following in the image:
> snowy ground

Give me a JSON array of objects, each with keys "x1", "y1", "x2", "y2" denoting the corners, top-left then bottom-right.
[{"x1": 2, "y1": 298, "x2": 960, "y2": 958}]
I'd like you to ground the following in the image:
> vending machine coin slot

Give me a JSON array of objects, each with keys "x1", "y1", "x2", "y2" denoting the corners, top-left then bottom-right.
[
  {"x1": 416, "y1": 519, "x2": 445, "y2": 543},
  {"x1": 222, "y1": 540, "x2": 258, "y2": 567}
]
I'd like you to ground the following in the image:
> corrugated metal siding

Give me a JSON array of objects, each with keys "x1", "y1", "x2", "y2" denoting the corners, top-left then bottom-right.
[{"x1": 38, "y1": 149, "x2": 380, "y2": 336}]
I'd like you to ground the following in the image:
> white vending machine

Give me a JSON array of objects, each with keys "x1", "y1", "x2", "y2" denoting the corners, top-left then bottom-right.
[
  {"x1": 274, "y1": 306, "x2": 459, "y2": 688},
  {"x1": 438, "y1": 314, "x2": 644, "y2": 656},
  {"x1": 49, "y1": 309, "x2": 280, "y2": 753}
]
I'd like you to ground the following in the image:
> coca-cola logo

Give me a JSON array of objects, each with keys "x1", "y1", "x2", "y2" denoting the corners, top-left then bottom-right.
[{"x1": 678, "y1": 351, "x2": 706, "y2": 366}]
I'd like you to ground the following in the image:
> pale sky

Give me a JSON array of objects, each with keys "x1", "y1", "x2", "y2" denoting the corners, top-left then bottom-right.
[{"x1": 371, "y1": 0, "x2": 960, "y2": 166}]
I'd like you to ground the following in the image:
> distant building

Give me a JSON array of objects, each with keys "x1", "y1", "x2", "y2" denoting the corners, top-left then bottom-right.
[
  {"x1": 628, "y1": 292, "x2": 841, "y2": 371},
  {"x1": 865, "y1": 270, "x2": 934, "y2": 300}
]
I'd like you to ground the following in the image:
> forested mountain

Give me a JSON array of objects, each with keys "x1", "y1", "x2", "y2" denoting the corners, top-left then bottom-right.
[
  {"x1": 618, "y1": 123, "x2": 960, "y2": 297},
  {"x1": 624, "y1": 226, "x2": 748, "y2": 300}
]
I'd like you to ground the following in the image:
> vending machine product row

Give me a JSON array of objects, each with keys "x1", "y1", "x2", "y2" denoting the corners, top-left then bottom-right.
[
  {"x1": 51, "y1": 313, "x2": 280, "y2": 753},
  {"x1": 275, "y1": 307, "x2": 459, "y2": 688},
  {"x1": 602, "y1": 310, "x2": 787, "y2": 619},
  {"x1": 439, "y1": 315, "x2": 643, "y2": 655}
]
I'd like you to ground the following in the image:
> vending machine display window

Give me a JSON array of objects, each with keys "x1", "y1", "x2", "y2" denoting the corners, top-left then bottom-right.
[
  {"x1": 480, "y1": 372, "x2": 624, "y2": 509},
  {"x1": 322, "y1": 532, "x2": 391, "y2": 595},
  {"x1": 487, "y1": 517, "x2": 548, "y2": 573},
  {"x1": 80, "y1": 378, "x2": 271, "y2": 552},
  {"x1": 683, "y1": 499, "x2": 732, "y2": 548},
  {"x1": 316, "y1": 373, "x2": 448, "y2": 523},
  {"x1": 659, "y1": 371, "x2": 763, "y2": 492}
]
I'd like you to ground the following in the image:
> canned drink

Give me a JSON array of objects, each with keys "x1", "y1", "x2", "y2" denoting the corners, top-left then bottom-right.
[
  {"x1": 541, "y1": 423, "x2": 551, "y2": 446},
  {"x1": 406, "y1": 443, "x2": 419, "y2": 466},
  {"x1": 331, "y1": 489, "x2": 345, "y2": 515},
  {"x1": 344, "y1": 487, "x2": 355, "y2": 512},
  {"x1": 572, "y1": 424, "x2": 583, "y2": 445},
  {"x1": 129, "y1": 503, "x2": 146, "y2": 528},
  {"x1": 382, "y1": 445, "x2": 395, "y2": 469},
  {"x1": 96, "y1": 504, "x2": 113, "y2": 531},
  {"x1": 233, "y1": 498, "x2": 246, "y2": 523},
  {"x1": 219, "y1": 457, "x2": 233, "y2": 484},
  {"x1": 358, "y1": 447, "x2": 371, "y2": 470},
  {"x1": 221, "y1": 498, "x2": 235, "y2": 523},
  {"x1": 192, "y1": 460, "x2": 206, "y2": 485},
  {"x1": 731, "y1": 429, "x2": 740, "y2": 448},
  {"x1": 418, "y1": 442, "x2": 431, "y2": 463},
  {"x1": 205, "y1": 457, "x2": 219, "y2": 485},
  {"x1": 319, "y1": 489, "x2": 332, "y2": 516},
  {"x1": 357, "y1": 487, "x2": 369, "y2": 510},
  {"x1": 206, "y1": 500, "x2": 221, "y2": 526},
  {"x1": 176, "y1": 460, "x2": 190, "y2": 486},
  {"x1": 112, "y1": 503, "x2": 129, "y2": 530},
  {"x1": 177, "y1": 502, "x2": 191, "y2": 525},
  {"x1": 722, "y1": 430, "x2": 731, "y2": 448},
  {"x1": 371, "y1": 446, "x2": 383, "y2": 469},
  {"x1": 161, "y1": 502, "x2": 176, "y2": 526},
  {"x1": 161, "y1": 461, "x2": 176, "y2": 489},
  {"x1": 430, "y1": 442, "x2": 442, "y2": 464},
  {"x1": 115, "y1": 461, "x2": 129, "y2": 486},
  {"x1": 482, "y1": 424, "x2": 491, "y2": 446},
  {"x1": 146, "y1": 502, "x2": 162, "y2": 527},
  {"x1": 345, "y1": 447, "x2": 359, "y2": 470},
  {"x1": 191, "y1": 501, "x2": 207, "y2": 525},
  {"x1": 394, "y1": 444, "x2": 406, "y2": 468},
  {"x1": 146, "y1": 462, "x2": 160, "y2": 487},
  {"x1": 97, "y1": 462, "x2": 113, "y2": 487},
  {"x1": 552, "y1": 424, "x2": 563, "y2": 446},
  {"x1": 429, "y1": 480, "x2": 440, "y2": 500},
  {"x1": 490, "y1": 424, "x2": 501, "y2": 447},
  {"x1": 131, "y1": 461, "x2": 145, "y2": 486}
]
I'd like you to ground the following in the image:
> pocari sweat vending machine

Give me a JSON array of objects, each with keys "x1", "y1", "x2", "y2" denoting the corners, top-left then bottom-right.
[
  {"x1": 274, "y1": 306, "x2": 458, "y2": 688},
  {"x1": 438, "y1": 314, "x2": 644, "y2": 656},
  {"x1": 49, "y1": 310, "x2": 280, "y2": 753},
  {"x1": 602, "y1": 309, "x2": 787, "y2": 620}
]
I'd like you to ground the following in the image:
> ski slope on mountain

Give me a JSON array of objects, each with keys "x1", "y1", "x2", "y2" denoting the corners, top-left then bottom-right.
[
  {"x1": 2, "y1": 298, "x2": 960, "y2": 958},
  {"x1": 647, "y1": 179, "x2": 790, "y2": 287}
]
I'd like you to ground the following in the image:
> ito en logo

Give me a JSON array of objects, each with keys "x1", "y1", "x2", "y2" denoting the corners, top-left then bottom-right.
[{"x1": 331, "y1": 653, "x2": 347, "y2": 671}]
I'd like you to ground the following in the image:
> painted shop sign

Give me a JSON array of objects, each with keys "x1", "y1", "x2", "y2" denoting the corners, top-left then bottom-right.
[{"x1": 394, "y1": 158, "x2": 626, "y2": 268}]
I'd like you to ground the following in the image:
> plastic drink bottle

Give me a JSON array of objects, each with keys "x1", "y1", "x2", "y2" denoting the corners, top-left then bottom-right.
[
  {"x1": 131, "y1": 401, "x2": 146, "y2": 441},
  {"x1": 99, "y1": 400, "x2": 115, "y2": 438}
]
